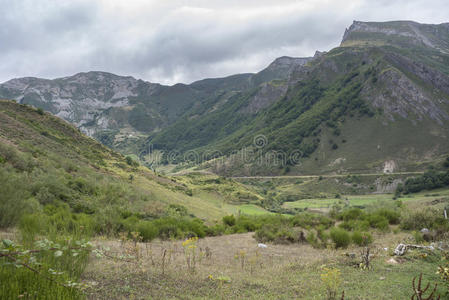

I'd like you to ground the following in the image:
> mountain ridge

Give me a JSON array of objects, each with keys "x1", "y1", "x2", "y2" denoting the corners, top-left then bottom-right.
[{"x1": 1, "y1": 20, "x2": 449, "y2": 176}]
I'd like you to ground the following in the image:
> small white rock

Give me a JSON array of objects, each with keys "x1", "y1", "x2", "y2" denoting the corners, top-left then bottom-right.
[{"x1": 258, "y1": 243, "x2": 267, "y2": 248}]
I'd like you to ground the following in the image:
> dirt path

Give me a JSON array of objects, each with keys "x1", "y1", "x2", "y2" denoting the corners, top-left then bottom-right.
[{"x1": 231, "y1": 171, "x2": 424, "y2": 180}]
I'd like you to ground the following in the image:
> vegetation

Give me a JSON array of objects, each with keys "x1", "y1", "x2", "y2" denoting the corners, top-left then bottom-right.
[{"x1": 400, "y1": 170, "x2": 449, "y2": 194}]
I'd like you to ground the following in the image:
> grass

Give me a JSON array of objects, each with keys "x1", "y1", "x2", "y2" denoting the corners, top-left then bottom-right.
[
  {"x1": 235, "y1": 204, "x2": 272, "y2": 216},
  {"x1": 80, "y1": 231, "x2": 447, "y2": 299},
  {"x1": 282, "y1": 188, "x2": 449, "y2": 210}
]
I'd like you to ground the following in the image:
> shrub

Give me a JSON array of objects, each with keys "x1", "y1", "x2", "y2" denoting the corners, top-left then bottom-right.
[
  {"x1": 374, "y1": 209, "x2": 400, "y2": 225},
  {"x1": 0, "y1": 143, "x2": 35, "y2": 171},
  {"x1": 339, "y1": 219, "x2": 369, "y2": 231},
  {"x1": 400, "y1": 208, "x2": 442, "y2": 230},
  {"x1": 254, "y1": 224, "x2": 302, "y2": 244},
  {"x1": 254, "y1": 225, "x2": 276, "y2": 243},
  {"x1": 222, "y1": 215, "x2": 236, "y2": 226},
  {"x1": 412, "y1": 231, "x2": 424, "y2": 243},
  {"x1": 351, "y1": 231, "x2": 373, "y2": 246},
  {"x1": 330, "y1": 228, "x2": 351, "y2": 248},
  {"x1": 306, "y1": 231, "x2": 320, "y2": 248},
  {"x1": 366, "y1": 214, "x2": 389, "y2": 231},
  {"x1": 290, "y1": 213, "x2": 334, "y2": 229},
  {"x1": 0, "y1": 168, "x2": 34, "y2": 228},
  {"x1": 137, "y1": 221, "x2": 159, "y2": 241},
  {"x1": 125, "y1": 156, "x2": 139, "y2": 167},
  {"x1": 402, "y1": 170, "x2": 449, "y2": 194},
  {"x1": 444, "y1": 157, "x2": 449, "y2": 168},
  {"x1": 338, "y1": 208, "x2": 365, "y2": 221}
]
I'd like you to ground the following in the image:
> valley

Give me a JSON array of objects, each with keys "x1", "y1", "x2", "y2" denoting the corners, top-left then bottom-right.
[{"x1": 1, "y1": 18, "x2": 449, "y2": 299}]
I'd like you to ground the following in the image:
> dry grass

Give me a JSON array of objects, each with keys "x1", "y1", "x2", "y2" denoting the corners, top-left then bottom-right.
[{"x1": 80, "y1": 230, "x2": 443, "y2": 299}]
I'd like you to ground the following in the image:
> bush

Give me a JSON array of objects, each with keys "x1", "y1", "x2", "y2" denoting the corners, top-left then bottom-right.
[
  {"x1": 338, "y1": 208, "x2": 365, "y2": 221},
  {"x1": 366, "y1": 214, "x2": 389, "y2": 231},
  {"x1": 125, "y1": 156, "x2": 139, "y2": 167},
  {"x1": 254, "y1": 224, "x2": 302, "y2": 244},
  {"x1": 290, "y1": 213, "x2": 334, "y2": 229},
  {"x1": 254, "y1": 225, "x2": 280, "y2": 243},
  {"x1": 222, "y1": 215, "x2": 236, "y2": 226},
  {"x1": 412, "y1": 231, "x2": 424, "y2": 243},
  {"x1": 374, "y1": 209, "x2": 400, "y2": 225},
  {"x1": 330, "y1": 228, "x2": 351, "y2": 248},
  {"x1": 444, "y1": 157, "x2": 449, "y2": 168},
  {"x1": 306, "y1": 231, "x2": 320, "y2": 248},
  {"x1": 339, "y1": 219, "x2": 369, "y2": 231},
  {"x1": 400, "y1": 208, "x2": 442, "y2": 230},
  {"x1": 402, "y1": 170, "x2": 449, "y2": 194},
  {"x1": 351, "y1": 231, "x2": 373, "y2": 246},
  {"x1": 0, "y1": 168, "x2": 35, "y2": 228},
  {"x1": 137, "y1": 221, "x2": 159, "y2": 241},
  {"x1": 0, "y1": 143, "x2": 35, "y2": 171}
]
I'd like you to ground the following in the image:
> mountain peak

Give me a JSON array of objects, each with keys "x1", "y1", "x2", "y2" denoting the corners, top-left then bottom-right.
[
  {"x1": 267, "y1": 56, "x2": 312, "y2": 69},
  {"x1": 341, "y1": 20, "x2": 449, "y2": 53}
]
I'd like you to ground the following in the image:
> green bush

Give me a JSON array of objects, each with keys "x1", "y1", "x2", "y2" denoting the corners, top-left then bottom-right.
[
  {"x1": 366, "y1": 214, "x2": 389, "y2": 231},
  {"x1": 401, "y1": 170, "x2": 449, "y2": 194},
  {"x1": 330, "y1": 228, "x2": 351, "y2": 248},
  {"x1": 351, "y1": 231, "x2": 373, "y2": 246},
  {"x1": 0, "y1": 143, "x2": 35, "y2": 172},
  {"x1": 412, "y1": 231, "x2": 424, "y2": 243},
  {"x1": 373, "y1": 209, "x2": 400, "y2": 225},
  {"x1": 254, "y1": 224, "x2": 302, "y2": 244},
  {"x1": 338, "y1": 208, "x2": 365, "y2": 221},
  {"x1": 254, "y1": 224, "x2": 278, "y2": 243},
  {"x1": 36, "y1": 107, "x2": 44, "y2": 115},
  {"x1": 125, "y1": 156, "x2": 139, "y2": 167},
  {"x1": 339, "y1": 219, "x2": 370, "y2": 231},
  {"x1": 0, "y1": 237, "x2": 89, "y2": 299},
  {"x1": 222, "y1": 215, "x2": 236, "y2": 226},
  {"x1": 137, "y1": 221, "x2": 159, "y2": 241},
  {"x1": 290, "y1": 213, "x2": 334, "y2": 229},
  {"x1": 0, "y1": 168, "x2": 36, "y2": 228},
  {"x1": 400, "y1": 208, "x2": 442, "y2": 230},
  {"x1": 306, "y1": 231, "x2": 319, "y2": 248}
]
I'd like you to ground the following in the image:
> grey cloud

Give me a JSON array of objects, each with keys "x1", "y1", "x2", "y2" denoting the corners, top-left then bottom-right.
[{"x1": 0, "y1": 0, "x2": 447, "y2": 84}]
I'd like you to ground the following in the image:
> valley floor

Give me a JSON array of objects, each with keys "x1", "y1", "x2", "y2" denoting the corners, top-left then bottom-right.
[{"x1": 81, "y1": 231, "x2": 446, "y2": 299}]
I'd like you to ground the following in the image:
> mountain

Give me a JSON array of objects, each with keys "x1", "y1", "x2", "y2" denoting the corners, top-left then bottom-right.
[
  {"x1": 0, "y1": 55, "x2": 306, "y2": 155},
  {"x1": 146, "y1": 20, "x2": 449, "y2": 175},
  {"x1": 1, "y1": 20, "x2": 449, "y2": 176}
]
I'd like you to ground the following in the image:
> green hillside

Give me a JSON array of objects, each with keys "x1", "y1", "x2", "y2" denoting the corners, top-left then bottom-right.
[
  {"x1": 145, "y1": 21, "x2": 449, "y2": 176},
  {"x1": 0, "y1": 100, "x2": 280, "y2": 235}
]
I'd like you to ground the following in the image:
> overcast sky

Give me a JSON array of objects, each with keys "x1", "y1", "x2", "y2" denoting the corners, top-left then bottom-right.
[{"x1": 0, "y1": 0, "x2": 447, "y2": 85}]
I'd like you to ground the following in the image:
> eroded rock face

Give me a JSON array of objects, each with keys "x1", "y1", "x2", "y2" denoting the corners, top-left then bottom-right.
[
  {"x1": 361, "y1": 67, "x2": 448, "y2": 124},
  {"x1": 342, "y1": 21, "x2": 449, "y2": 53},
  {"x1": 383, "y1": 160, "x2": 397, "y2": 173},
  {"x1": 343, "y1": 21, "x2": 419, "y2": 43},
  {"x1": 240, "y1": 82, "x2": 288, "y2": 114},
  {"x1": 0, "y1": 72, "x2": 146, "y2": 135}
]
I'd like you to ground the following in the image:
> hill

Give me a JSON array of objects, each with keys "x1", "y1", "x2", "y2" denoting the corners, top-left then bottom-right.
[{"x1": 0, "y1": 100, "x2": 274, "y2": 234}]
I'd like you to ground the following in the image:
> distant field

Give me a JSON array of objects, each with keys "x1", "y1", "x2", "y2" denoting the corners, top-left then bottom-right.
[
  {"x1": 235, "y1": 204, "x2": 273, "y2": 215},
  {"x1": 282, "y1": 188, "x2": 449, "y2": 210}
]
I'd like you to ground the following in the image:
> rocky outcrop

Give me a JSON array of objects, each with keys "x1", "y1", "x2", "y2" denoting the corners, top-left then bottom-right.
[
  {"x1": 0, "y1": 72, "x2": 146, "y2": 134},
  {"x1": 240, "y1": 81, "x2": 288, "y2": 114},
  {"x1": 342, "y1": 21, "x2": 449, "y2": 53}
]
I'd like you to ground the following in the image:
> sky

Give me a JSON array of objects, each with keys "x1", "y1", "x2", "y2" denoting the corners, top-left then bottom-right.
[{"x1": 0, "y1": 0, "x2": 448, "y2": 85}]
